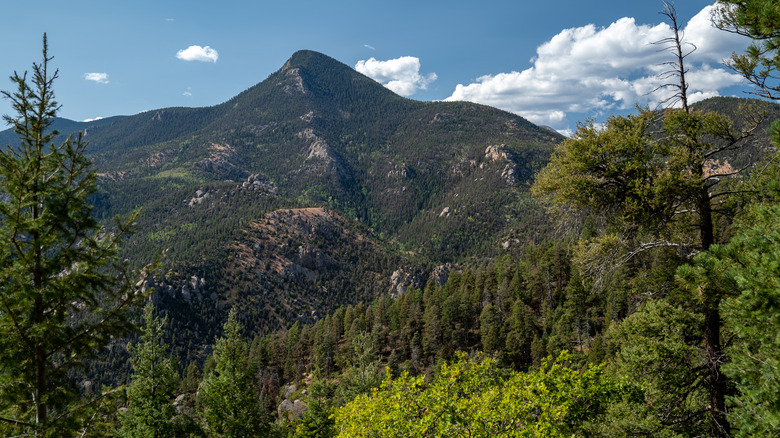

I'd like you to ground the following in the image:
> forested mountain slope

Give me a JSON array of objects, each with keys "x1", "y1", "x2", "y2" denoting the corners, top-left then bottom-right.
[{"x1": 0, "y1": 50, "x2": 566, "y2": 368}]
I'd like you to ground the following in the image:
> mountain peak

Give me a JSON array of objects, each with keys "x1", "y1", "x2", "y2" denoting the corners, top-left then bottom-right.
[
  {"x1": 282, "y1": 50, "x2": 339, "y2": 70},
  {"x1": 262, "y1": 49, "x2": 403, "y2": 106}
]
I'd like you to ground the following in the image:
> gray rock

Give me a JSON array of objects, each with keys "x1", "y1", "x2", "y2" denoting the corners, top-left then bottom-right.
[{"x1": 283, "y1": 384, "x2": 297, "y2": 399}]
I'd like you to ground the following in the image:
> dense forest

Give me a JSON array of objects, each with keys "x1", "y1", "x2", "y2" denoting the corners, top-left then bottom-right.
[{"x1": 2, "y1": 1, "x2": 780, "y2": 437}]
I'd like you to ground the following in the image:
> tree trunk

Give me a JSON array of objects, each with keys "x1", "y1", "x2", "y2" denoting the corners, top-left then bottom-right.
[
  {"x1": 699, "y1": 188, "x2": 730, "y2": 437},
  {"x1": 703, "y1": 302, "x2": 729, "y2": 437}
]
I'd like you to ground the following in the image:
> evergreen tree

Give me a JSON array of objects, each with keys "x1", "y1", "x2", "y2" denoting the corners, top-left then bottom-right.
[
  {"x1": 531, "y1": 5, "x2": 763, "y2": 435},
  {"x1": 334, "y1": 331, "x2": 382, "y2": 406},
  {"x1": 198, "y1": 309, "x2": 266, "y2": 437},
  {"x1": 0, "y1": 35, "x2": 142, "y2": 436},
  {"x1": 118, "y1": 304, "x2": 183, "y2": 438},
  {"x1": 719, "y1": 204, "x2": 780, "y2": 436},
  {"x1": 715, "y1": 0, "x2": 780, "y2": 100},
  {"x1": 680, "y1": 203, "x2": 780, "y2": 436},
  {"x1": 295, "y1": 379, "x2": 336, "y2": 438}
]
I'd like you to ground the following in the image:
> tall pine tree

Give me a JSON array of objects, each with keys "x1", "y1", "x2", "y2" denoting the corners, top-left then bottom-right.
[
  {"x1": 0, "y1": 35, "x2": 142, "y2": 437},
  {"x1": 118, "y1": 304, "x2": 185, "y2": 438},
  {"x1": 198, "y1": 309, "x2": 266, "y2": 437}
]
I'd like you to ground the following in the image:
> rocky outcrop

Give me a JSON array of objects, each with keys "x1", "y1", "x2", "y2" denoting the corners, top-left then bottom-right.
[
  {"x1": 278, "y1": 64, "x2": 307, "y2": 95},
  {"x1": 141, "y1": 275, "x2": 210, "y2": 305},
  {"x1": 430, "y1": 264, "x2": 452, "y2": 286},
  {"x1": 194, "y1": 142, "x2": 249, "y2": 181},
  {"x1": 278, "y1": 384, "x2": 308, "y2": 420},
  {"x1": 297, "y1": 245, "x2": 334, "y2": 271},
  {"x1": 242, "y1": 173, "x2": 278, "y2": 194},
  {"x1": 188, "y1": 189, "x2": 210, "y2": 207},
  {"x1": 390, "y1": 268, "x2": 422, "y2": 298},
  {"x1": 484, "y1": 144, "x2": 519, "y2": 185},
  {"x1": 300, "y1": 111, "x2": 316, "y2": 123},
  {"x1": 297, "y1": 129, "x2": 350, "y2": 178},
  {"x1": 430, "y1": 113, "x2": 454, "y2": 123},
  {"x1": 278, "y1": 399, "x2": 308, "y2": 420},
  {"x1": 386, "y1": 163, "x2": 411, "y2": 179}
]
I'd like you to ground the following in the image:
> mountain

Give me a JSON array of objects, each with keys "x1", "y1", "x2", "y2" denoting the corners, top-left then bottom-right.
[
  {"x1": 7, "y1": 49, "x2": 778, "y2": 371},
  {"x1": 82, "y1": 50, "x2": 560, "y2": 248},
  {"x1": 0, "y1": 50, "x2": 565, "y2": 368}
]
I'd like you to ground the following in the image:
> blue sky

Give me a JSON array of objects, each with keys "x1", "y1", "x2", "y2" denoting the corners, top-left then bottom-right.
[{"x1": 0, "y1": 1, "x2": 752, "y2": 135}]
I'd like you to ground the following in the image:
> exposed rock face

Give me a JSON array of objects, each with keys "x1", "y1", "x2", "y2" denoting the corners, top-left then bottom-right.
[
  {"x1": 484, "y1": 144, "x2": 519, "y2": 185},
  {"x1": 297, "y1": 129, "x2": 350, "y2": 178},
  {"x1": 300, "y1": 111, "x2": 316, "y2": 123},
  {"x1": 430, "y1": 113, "x2": 454, "y2": 123},
  {"x1": 297, "y1": 245, "x2": 334, "y2": 270},
  {"x1": 390, "y1": 268, "x2": 421, "y2": 298},
  {"x1": 194, "y1": 142, "x2": 249, "y2": 181},
  {"x1": 278, "y1": 399, "x2": 308, "y2": 420},
  {"x1": 242, "y1": 173, "x2": 278, "y2": 194},
  {"x1": 283, "y1": 384, "x2": 297, "y2": 399},
  {"x1": 307, "y1": 140, "x2": 332, "y2": 161},
  {"x1": 298, "y1": 129, "x2": 334, "y2": 161},
  {"x1": 501, "y1": 238, "x2": 520, "y2": 249},
  {"x1": 188, "y1": 189, "x2": 210, "y2": 207},
  {"x1": 386, "y1": 163, "x2": 411, "y2": 179},
  {"x1": 278, "y1": 384, "x2": 308, "y2": 420},
  {"x1": 142, "y1": 275, "x2": 209, "y2": 305},
  {"x1": 485, "y1": 144, "x2": 510, "y2": 162},
  {"x1": 431, "y1": 264, "x2": 452, "y2": 286},
  {"x1": 173, "y1": 394, "x2": 186, "y2": 414},
  {"x1": 96, "y1": 171, "x2": 127, "y2": 181},
  {"x1": 145, "y1": 151, "x2": 168, "y2": 168},
  {"x1": 280, "y1": 67, "x2": 307, "y2": 95}
]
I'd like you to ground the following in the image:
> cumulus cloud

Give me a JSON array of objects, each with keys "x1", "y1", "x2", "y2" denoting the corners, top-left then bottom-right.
[
  {"x1": 446, "y1": 4, "x2": 750, "y2": 130},
  {"x1": 83, "y1": 72, "x2": 109, "y2": 84},
  {"x1": 83, "y1": 116, "x2": 103, "y2": 122},
  {"x1": 176, "y1": 45, "x2": 219, "y2": 63},
  {"x1": 355, "y1": 56, "x2": 437, "y2": 96}
]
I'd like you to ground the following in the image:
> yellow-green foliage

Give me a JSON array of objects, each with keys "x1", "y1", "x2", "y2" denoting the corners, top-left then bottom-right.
[{"x1": 334, "y1": 352, "x2": 629, "y2": 437}]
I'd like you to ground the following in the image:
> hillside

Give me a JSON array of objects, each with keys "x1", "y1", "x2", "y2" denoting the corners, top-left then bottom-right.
[
  {"x1": 56, "y1": 50, "x2": 562, "y2": 264},
  {"x1": 4, "y1": 43, "x2": 780, "y2": 437},
  {"x1": 4, "y1": 50, "x2": 778, "y2": 363},
  {"x1": 0, "y1": 51, "x2": 564, "y2": 362}
]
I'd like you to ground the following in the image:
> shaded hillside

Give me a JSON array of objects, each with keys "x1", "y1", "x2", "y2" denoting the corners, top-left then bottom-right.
[
  {"x1": 690, "y1": 96, "x2": 780, "y2": 168},
  {"x1": 4, "y1": 52, "x2": 779, "y2": 356},
  {"x1": 77, "y1": 50, "x2": 561, "y2": 259},
  {"x1": 0, "y1": 51, "x2": 556, "y2": 363}
]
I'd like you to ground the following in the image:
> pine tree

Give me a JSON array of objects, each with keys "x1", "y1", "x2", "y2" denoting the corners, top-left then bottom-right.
[
  {"x1": 680, "y1": 203, "x2": 780, "y2": 436},
  {"x1": 198, "y1": 309, "x2": 266, "y2": 437},
  {"x1": 0, "y1": 35, "x2": 142, "y2": 436},
  {"x1": 118, "y1": 304, "x2": 182, "y2": 438},
  {"x1": 531, "y1": 5, "x2": 763, "y2": 435},
  {"x1": 715, "y1": 0, "x2": 780, "y2": 100}
]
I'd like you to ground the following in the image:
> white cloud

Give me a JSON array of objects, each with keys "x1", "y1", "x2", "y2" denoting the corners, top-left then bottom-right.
[
  {"x1": 355, "y1": 56, "x2": 437, "y2": 96},
  {"x1": 445, "y1": 4, "x2": 750, "y2": 130},
  {"x1": 83, "y1": 116, "x2": 103, "y2": 122},
  {"x1": 183, "y1": 87, "x2": 193, "y2": 97},
  {"x1": 176, "y1": 45, "x2": 219, "y2": 63},
  {"x1": 83, "y1": 72, "x2": 109, "y2": 84},
  {"x1": 364, "y1": 44, "x2": 376, "y2": 50}
]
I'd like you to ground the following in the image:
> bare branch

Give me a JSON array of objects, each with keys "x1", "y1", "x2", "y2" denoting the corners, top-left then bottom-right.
[
  {"x1": 0, "y1": 415, "x2": 34, "y2": 427},
  {"x1": 709, "y1": 190, "x2": 759, "y2": 200}
]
